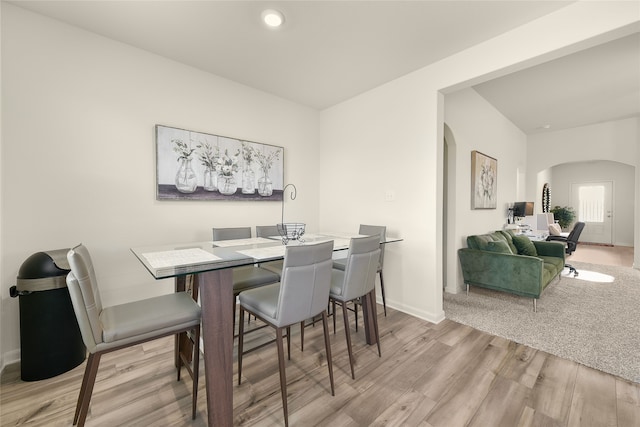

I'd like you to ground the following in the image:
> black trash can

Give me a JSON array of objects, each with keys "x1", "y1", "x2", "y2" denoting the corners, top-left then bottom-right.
[{"x1": 10, "y1": 248, "x2": 86, "y2": 381}]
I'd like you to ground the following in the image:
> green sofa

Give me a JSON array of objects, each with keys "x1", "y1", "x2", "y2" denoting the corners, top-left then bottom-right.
[{"x1": 457, "y1": 230, "x2": 565, "y2": 311}]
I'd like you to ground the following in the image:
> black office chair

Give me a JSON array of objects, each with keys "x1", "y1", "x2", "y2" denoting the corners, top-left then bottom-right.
[{"x1": 547, "y1": 221, "x2": 585, "y2": 276}]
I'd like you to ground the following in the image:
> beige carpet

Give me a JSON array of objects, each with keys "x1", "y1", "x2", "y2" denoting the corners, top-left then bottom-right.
[{"x1": 444, "y1": 262, "x2": 640, "y2": 383}]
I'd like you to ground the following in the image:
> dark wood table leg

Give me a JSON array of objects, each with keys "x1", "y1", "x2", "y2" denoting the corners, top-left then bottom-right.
[
  {"x1": 360, "y1": 288, "x2": 378, "y2": 345},
  {"x1": 175, "y1": 276, "x2": 199, "y2": 371},
  {"x1": 175, "y1": 276, "x2": 187, "y2": 370},
  {"x1": 199, "y1": 269, "x2": 234, "y2": 426}
]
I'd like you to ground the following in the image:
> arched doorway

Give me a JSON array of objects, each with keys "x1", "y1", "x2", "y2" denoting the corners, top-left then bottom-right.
[{"x1": 443, "y1": 123, "x2": 459, "y2": 293}]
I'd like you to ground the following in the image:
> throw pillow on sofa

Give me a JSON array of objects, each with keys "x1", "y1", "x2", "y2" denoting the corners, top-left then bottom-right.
[
  {"x1": 486, "y1": 240, "x2": 513, "y2": 254},
  {"x1": 512, "y1": 235, "x2": 538, "y2": 256},
  {"x1": 498, "y1": 230, "x2": 519, "y2": 254},
  {"x1": 549, "y1": 223, "x2": 562, "y2": 236}
]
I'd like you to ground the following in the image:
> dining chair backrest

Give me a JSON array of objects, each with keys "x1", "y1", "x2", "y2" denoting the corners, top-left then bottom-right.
[
  {"x1": 341, "y1": 235, "x2": 381, "y2": 302},
  {"x1": 66, "y1": 244, "x2": 104, "y2": 352},
  {"x1": 256, "y1": 225, "x2": 279, "y2": 238},
  {"x1": 212, "y1": 227, "x2": 251, "y2": 241},
  {"x1": 276, "y1": 240, "x2": 334, "y2": 327},
  {"x1": 359, "y1": 224, "x2": 386, "y2": 270}
]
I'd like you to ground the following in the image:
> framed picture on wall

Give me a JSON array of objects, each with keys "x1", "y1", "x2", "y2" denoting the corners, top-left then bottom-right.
[
  {"x1": 155, "y1": 125, "x2": 284, "y2": 201},
  {"x1": 471, "y1": 150, "x2": 497, "y2": 209}
]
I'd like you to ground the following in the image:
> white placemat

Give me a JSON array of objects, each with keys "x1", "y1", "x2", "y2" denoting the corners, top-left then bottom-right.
[
  {"x1": 236, "y1": 245, "x2": 286, "y2": 261},
  {"x1": 142, "y1": 248, "x2": 221, "y2": 269},
  {"x1": 212, "y1": 237, "x2": 274, "y2": 247}
]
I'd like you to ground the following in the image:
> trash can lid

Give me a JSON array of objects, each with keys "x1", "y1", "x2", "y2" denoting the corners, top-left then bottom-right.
[{"x1": 16, "y1": 249, "x2": 71, "y2": 292}]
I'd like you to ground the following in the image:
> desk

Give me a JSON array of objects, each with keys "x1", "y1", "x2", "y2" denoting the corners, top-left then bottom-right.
[
  {"x1": 521, "y1": 232, "x2": 549, "y2": 242},
  {"x1": 131, "y1": 233, "x2": 400, "y2": 425}
]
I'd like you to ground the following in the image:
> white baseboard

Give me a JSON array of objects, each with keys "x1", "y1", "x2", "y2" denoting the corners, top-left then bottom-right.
[
  {"x1": 1, "y1": 349, "x2": 21, "y2": 376},
  {"x1": 382, "y1": 298, "x2": 445, "y2": 324},
  {"x1": 444, "y1": 285, "x2": 464, "y2": 295}
]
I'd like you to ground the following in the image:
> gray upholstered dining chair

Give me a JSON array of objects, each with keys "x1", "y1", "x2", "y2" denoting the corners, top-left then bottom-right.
[
  {"x1": 255, "y1": 224, "x2": 284, "y2": 278},
  {"x1": 237, "y1": 241, "x2": 335, "y2": 427},
  {"x1": 255, "y1": 224, "x2": 279, "y2": 239},
  {"x1": 65, "y1": 244, "x2": 201, "y2": 426},
  {"x1": 212, "y1": 227, "x2": 280, "y2": 330},
  {"x1": 330, "y1": 235, "x2": 381, "y2": 379},
  {"x1": 333, "y1": 224, "x2": 388, "y2": 315},
  {"x1": 212, "y1": 226, "x2": 252, "y2": 241},
  {"x1": 212, "y1": 227, "x2": 281, "y2": 289}
]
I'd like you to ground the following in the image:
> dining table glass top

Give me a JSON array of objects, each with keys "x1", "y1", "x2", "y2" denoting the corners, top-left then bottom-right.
[{"x1": 131, "y1": 232, "x2": 401, "y2": 280}]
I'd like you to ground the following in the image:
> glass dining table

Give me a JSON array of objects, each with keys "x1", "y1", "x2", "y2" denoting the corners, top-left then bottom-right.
[{"x1": 131, "y1": 232, "x2": 399, "y2": 426}]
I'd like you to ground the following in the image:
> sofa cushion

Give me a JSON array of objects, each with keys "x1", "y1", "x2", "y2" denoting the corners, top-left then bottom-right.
[
  {"x1": 467, "y1": 234, "x2": 495, "y2": 251},
  {"x1": 486, "y1": 240, "x2": 513, "y2": 254},
  {"x1": 497, "y1": 230, "x2": 518, "y2": 254},
  {"x1": 512, "y1": 235, "x2": 538, "y2": 256},
  {"x1": 541, "y1": 263, "x2": 557, "y2": 289},
  {"x1": 539, "y1": 255, "x2": 564, "y2": 275}
]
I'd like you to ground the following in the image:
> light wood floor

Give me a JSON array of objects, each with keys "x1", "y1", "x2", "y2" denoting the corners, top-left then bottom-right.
[
  {"x1": 566, "y1": 244, "x2": 634, "y2": 268},
  {"x1": 2, "y1": 302, "x2": 639, "y2": 426}
]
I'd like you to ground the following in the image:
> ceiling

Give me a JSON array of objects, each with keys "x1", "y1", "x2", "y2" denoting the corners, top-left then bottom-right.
[
  {"x1": 473, "y1": 32, "x2": 640, "y2": 134},
  {"x1": 8, "y1": 1, "x2": 640, "y2": 134}
]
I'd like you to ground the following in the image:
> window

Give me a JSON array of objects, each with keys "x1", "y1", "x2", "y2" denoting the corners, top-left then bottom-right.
[{"x1": 578, "y1": 185, "x2": 605, "y2": 222}]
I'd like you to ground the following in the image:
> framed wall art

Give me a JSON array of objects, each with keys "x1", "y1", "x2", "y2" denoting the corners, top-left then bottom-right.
[
  {"x1": 471, "y1": 150, "x2": 497, "y2": 209},
  {"x1": 156, "y1": 125, "x2": 284, "y2": 201}
]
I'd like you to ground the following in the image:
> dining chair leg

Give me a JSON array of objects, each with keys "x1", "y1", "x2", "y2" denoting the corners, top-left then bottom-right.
[
  {"x1": 332, "y1": 300, "x2": 337, "y2": 334},
  {"x1": 354, "y1": 301, "x2": 359, "y2": 332},
  {"x1": 379, "y1": 270, "x2": 387, "y2": 316},
  {"x1": 237, "y1": 307, "x2": 245, "y2": 386},
  {"x1": 176, "y1": 331, "x2": 189, "y2": 382},
  {"x1": 342, "y1": 301, "x2": 355, "y2": 379},
  {"x1": 275, "y1": 327, "x2": 289, "y2": 427},
  {"x1": 74, "y1": 352, "x2": 101, "y2": 427},
  {"x1": 368, "y1": 292, "x2": 382, "y2": 357},
  {"x1": 300, "y1": 321, "x2": 305, "y2": 351},
  {"x1": 321, "y1": 310, "x2": 335, "y2": 395},
  {"x1": 233, "y1": 298, "x2": 237, "y2": 336},
  {"x1": 286, "y1": 326, "x2": 291, "y2": 360},
  {"x1": 174, "y1": 332, "x2": 184, "y2": 381},
  {"x1": 191, "y1": 325, "x2": 200, "y2": 420},
  {"x1": 175, "y1": 333, "x2": 181, "y2": 381}
]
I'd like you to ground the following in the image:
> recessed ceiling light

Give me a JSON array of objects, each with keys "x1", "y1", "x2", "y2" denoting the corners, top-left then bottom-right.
[{"x1": 262, "y1": 9, "x2": 284, "y2": 28}]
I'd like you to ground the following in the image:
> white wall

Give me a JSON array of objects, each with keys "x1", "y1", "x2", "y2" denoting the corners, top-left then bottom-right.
[
  {"x1": 319, "y1": 1, "x2": 639, "y2": 323},
  {"x1": 637, "y1": 118, "x2": 640, "y2": 268},
  {"x1": 444, "y1": 88, "x2": 527, "y2": 293},
  {"x1": 0, "y1": 2, "x2": 4, "y2": 370},
  {"x1": 527, "y1": 118, "x2": 638, "y2": 251},
  {"x1": 527, "y1": 118, "x2": 638, "y2": 192},
  {"x1": 536, "y1": 168, "x2": 553, "y2": 214},
  {"x1": 320, "y1": 76, "x2": 443, "y2": 322},
  {"x1": 550, "y1": 161, "x2": 635, "y2": 246},
  {"x1": 0, "y1": 4, "x2": 321, "y2": 366}
]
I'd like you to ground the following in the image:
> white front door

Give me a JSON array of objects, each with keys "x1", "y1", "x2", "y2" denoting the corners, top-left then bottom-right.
[{"x1": 570, "y1": 181, "x2": 613, "y2": 245}]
